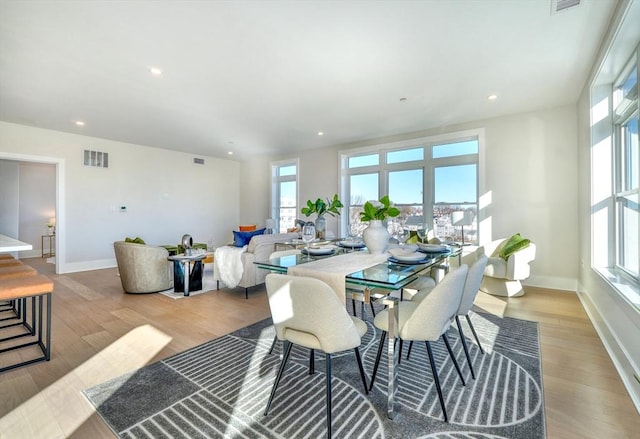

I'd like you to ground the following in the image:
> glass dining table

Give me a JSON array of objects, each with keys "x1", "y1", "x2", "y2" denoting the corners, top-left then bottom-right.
[{"x1": 255, "y1": 244, "x2": 462, "y2": 419}]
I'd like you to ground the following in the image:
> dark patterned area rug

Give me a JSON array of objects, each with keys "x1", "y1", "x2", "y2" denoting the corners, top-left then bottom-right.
[{"x1": 84, "y1": 309, "x2": 546, "y2": 438}]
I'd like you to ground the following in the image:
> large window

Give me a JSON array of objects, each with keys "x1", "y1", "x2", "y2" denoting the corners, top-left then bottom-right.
[
  {"x1": 614, "y1": 59, "x2": 639, "y2": 278},
  {"x1": 271, "y1": 160, "x2": 298, "y2": 233},
  {"x1": 341, "y1": 132, "x2": 480, "y2": 244}
]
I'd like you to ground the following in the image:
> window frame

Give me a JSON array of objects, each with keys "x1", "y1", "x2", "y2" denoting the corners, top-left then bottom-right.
[
  {"x1": 613, "y1": 52, "x2": 639, "y2": 280},
  {"x1": 270, "y1": 158, "x2": 299, "y2": 233},
  {"x1": 339, "y1": 129, "x2": 482, "y2": 242}
]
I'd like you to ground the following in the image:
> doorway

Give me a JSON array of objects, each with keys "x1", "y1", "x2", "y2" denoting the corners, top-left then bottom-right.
[{"x1": 0, "y1": 152, "x2": 64, "y2": 274}]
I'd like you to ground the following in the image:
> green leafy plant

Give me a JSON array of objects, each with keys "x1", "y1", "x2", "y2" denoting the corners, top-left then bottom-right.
[
  {"x1": 359, "y1": 195, "x2": 400, "y2": 221},
  {"x1": 301, "y1": 194, "x2": 343, "y2": 218}
]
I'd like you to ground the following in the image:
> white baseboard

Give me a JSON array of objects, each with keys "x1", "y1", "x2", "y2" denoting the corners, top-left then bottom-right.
[
  {"x1": 576, "y1": 288, "x2": 640, "y2": 415},
  {"x1": 59, "y1": 258, "x2": 117, "y2": 274},
  {"x1": 524, "y1": 274, "x2": 577, "y2": 292}
]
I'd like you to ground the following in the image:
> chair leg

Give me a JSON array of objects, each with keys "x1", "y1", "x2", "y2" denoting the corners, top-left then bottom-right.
[
  {"x1": 351, "y1": 299, "x2": 357, "y2": 316},
  {"x1": 398, "y1": 338, "x2": 403, "y2": 365},
  {"x1": 268, "y1": 335, "x2": 278, "y2": 355},
  {"x1": 309, "y1": 349, "x2": 315, "y2": 375},
  {"x1": 466, "y1": 313, "x2": 484, "y2": 354},
  {"x1": 245, "y1": 288, "x2": 248, "y2": 299},
  {"x1": 455, "y1": 316, "x2": 475, "y2": 379},
  {"x1": 369, "y1": 301, "x2": 376, "y2": 317},
  {"x1": 369, "y1": 331, "x2": 387, "y2": 391},
  {"x1": 325, "y1": 353, "x2": 333, "y2": 439},
  {"x1": 425, "y1": 341, "x2": 448, "y2": 423},
  {"x1": 264, "y1": 340, "x2": 293, "y2": 416},
  {"x1": 406, "y1": 340, "x2": 413, "y2": 360},
  {"x1": 442, "y1": 333, "x2": 465, "y2": 386},
  {"x1": 354, "y1": 347, "x2": 368, "y2": 394}
]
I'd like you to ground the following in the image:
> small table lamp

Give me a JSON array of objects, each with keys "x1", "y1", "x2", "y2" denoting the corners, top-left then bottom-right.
[{"x1": 451, "y1": 211, "x2": 474, "y2": 245}]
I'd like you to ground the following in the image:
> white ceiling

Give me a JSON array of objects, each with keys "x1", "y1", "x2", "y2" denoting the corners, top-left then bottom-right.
[{"x1": 0, "y1": 0, "x2": 619, "y2": 160}]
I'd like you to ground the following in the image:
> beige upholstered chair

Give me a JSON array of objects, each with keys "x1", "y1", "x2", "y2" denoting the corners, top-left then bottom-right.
[
  {"x1": 265, "y1": 249, "x2": 301, "y2": 355},
  {"x1": 264, "y1": 274, "x2": 369, "y2": 438},
  {"x1": 453, "y1": 254, "x2": 488, "y2": 379},
  {"x1": 113, "y1": 241, "x2": 172, "y2": 293},
  {"x1": 480, "y1": 238, "x2": 536, "y2": 297},
  {"x1": 407, "y1": 256, "x2": 488, "y2": 373},
  {"x1": 369, "y1": 265, "x2": 469, "y2": 423}
]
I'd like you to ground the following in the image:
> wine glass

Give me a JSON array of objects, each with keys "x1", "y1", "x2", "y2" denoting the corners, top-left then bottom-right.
[
  {"x1": 301, "y1": 222, "x2": 316, "y2": 259},
  {"x1": 397, "y1": 227, "x2": 410, "y2": 247},
  {"x1": 416, "y1": 224, "x2": 428, "y2": 244}
]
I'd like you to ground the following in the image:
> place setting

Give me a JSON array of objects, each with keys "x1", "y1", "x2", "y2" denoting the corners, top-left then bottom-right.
[
  {"x1": 300, "y1": 244, "x2": 339, "y2": 257},
  {"x1": 337, "y1": 221, "x2": 367, "y2": 251},
  {"x1": 387, "y1": 245, "x2": 433, "y2": 265}
]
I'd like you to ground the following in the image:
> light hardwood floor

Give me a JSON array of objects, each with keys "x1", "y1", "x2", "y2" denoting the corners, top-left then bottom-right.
[{"x1": 1, "y1": 258, "x2": 638, "y2": 438}]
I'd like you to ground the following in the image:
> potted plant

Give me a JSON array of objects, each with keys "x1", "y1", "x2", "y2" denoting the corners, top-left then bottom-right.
[
  {"x1": 359, "y1": 195, "x2": 400, "y2": 254},
  {"x1": 301, "y1": 194, "x2": 343, "y2": 239}
]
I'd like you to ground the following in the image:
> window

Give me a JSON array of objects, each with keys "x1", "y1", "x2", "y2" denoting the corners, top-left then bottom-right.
[
  {"x1": 614, "y1": 59, "x2": 639, "y2": 278},
  {"x1": 341, "y1": 132, "x2": 480, "y2": 244},
  {"x1": 271, "y1": 160, "x2": 298, "y2": 233}
]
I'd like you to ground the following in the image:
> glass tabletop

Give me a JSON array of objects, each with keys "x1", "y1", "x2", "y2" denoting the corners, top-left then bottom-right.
[{"x1": 256, "y1": 246, "x2": 461, "y2": 290}]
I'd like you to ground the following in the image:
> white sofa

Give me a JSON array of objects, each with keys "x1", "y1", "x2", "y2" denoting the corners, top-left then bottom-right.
[
  {"x1": 215, "y1": 232, "x2": 298, "y2": 298},
  {"x1": 479, "y1": 238, "x2": 536, "y2": 297}
]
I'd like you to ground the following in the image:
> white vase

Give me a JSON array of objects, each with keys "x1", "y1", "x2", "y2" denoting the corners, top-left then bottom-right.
[{"x1": 363, "y1": 220, "x2": 390, "y2": 254}]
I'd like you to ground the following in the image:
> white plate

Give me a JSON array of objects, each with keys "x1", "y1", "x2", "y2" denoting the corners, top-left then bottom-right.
[
  {"x1": 416, "y1": 243, "x2": 449, "y2": 252},
  {"x1": 338, "y1": 240, "x2": 365, "y2": 248},
  {"x1": 302, "y1": 247, "x2": 335, "y2": 255},
  {"x1": 391, "y1": 252, "x2": 428, "y2": 262}
]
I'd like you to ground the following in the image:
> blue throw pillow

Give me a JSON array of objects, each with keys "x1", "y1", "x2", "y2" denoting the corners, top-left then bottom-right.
[{"x1": 232, "y1": 228, "x2": 266, "y2": 247}]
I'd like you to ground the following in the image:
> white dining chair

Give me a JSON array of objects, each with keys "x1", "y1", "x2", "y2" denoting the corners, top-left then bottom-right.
[
  {"x1": 264, "y1": 273, "x2": 369, "y2": 439},
  {"x1": 453, "y1": 254, "x2": 488, "y2": 378},
  {"x1": 368, "y1": 265, "x2": 469, "y2": 423}
]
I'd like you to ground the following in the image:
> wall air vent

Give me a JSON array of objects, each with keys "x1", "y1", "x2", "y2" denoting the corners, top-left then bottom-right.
[
  {"x1": 83, "y1": 149, "x2": 109, "y2": 168},
  {"x1": 193, "y1": 158, "x2": 205, "y2": 165},
  {"x1": 551, "y1": 0, "x2": 580, "y2": 14}
]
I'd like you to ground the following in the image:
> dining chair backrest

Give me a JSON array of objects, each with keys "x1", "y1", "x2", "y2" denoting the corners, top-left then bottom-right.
[
  {"x1": 265, "y1": 273, "x2": 362, "y2": 353},
  {"x1": 400, "y1": 264, "x2": 468, "y2": 341},
  {"x1": 457, "y1": 254, "x2": 488, "y2": 316}
]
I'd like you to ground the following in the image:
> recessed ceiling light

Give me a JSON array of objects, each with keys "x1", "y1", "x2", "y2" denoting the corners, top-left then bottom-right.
[
  {"x1": 318, "y1": 132, "x2": 324, "y2": 136},
  {"x1": 149, "y1": 66, "x2": 163, "y2": 76},
  {"x1": 74, "y1": 120, "x2": 85, "y2": 126},
  {"x1": 228, "y1": 151, "x2": 233, "y2": 155},
  {"x1": 488, "y1": 94, "x2": 498, "y2": 100}
]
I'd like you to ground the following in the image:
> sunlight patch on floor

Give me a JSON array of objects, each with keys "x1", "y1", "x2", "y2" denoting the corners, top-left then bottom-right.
[
  {"x1": 0, "y1": 324, "x2": 172, "y2": 438},
  {"x1": 224, "y1": 326, "x2": 273, "y2": 438}
]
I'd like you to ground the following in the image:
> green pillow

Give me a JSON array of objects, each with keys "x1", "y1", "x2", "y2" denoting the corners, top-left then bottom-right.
[
  {"x1": 125, "y1": 236, "x2": 146, "y2": 245},
  {"x1": 499, "y1": 233, "x2": 530, "y2": 260}
]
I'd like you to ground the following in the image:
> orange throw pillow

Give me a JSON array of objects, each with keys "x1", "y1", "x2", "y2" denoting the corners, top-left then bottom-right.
[{"x1": 239, "y1": 225, "x2": 257, "y2": 232}]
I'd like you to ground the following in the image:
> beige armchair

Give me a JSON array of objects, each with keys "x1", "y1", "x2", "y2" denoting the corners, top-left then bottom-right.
[
  {"x1": 113, "y1": 241, "x2": 172, "y2": 293},
  {"x1": 479, "y1": 238, "x2": 536, "y2": 297}
]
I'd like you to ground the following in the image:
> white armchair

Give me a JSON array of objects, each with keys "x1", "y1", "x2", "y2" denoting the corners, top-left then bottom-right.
[{"x1": 479, "y1": 238, "x2": 536, "y2": 297}]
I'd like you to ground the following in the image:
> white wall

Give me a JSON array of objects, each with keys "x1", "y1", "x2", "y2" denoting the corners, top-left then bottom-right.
[
  {"x1": 0, "y1": 121, "x2": 240, "y2": 273},
  {"x1": 0, "y1": 160, "x2": 19, "y2": 239},
  {"x1": 18, "y1": 162, "x2": 56, "y2": 258},
  {"x1": 240, "y1": 105, "x2": 579, "y2": 291},
  {"x1": 576, "y1": 0, "x2": 640, "y2": 411}
]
